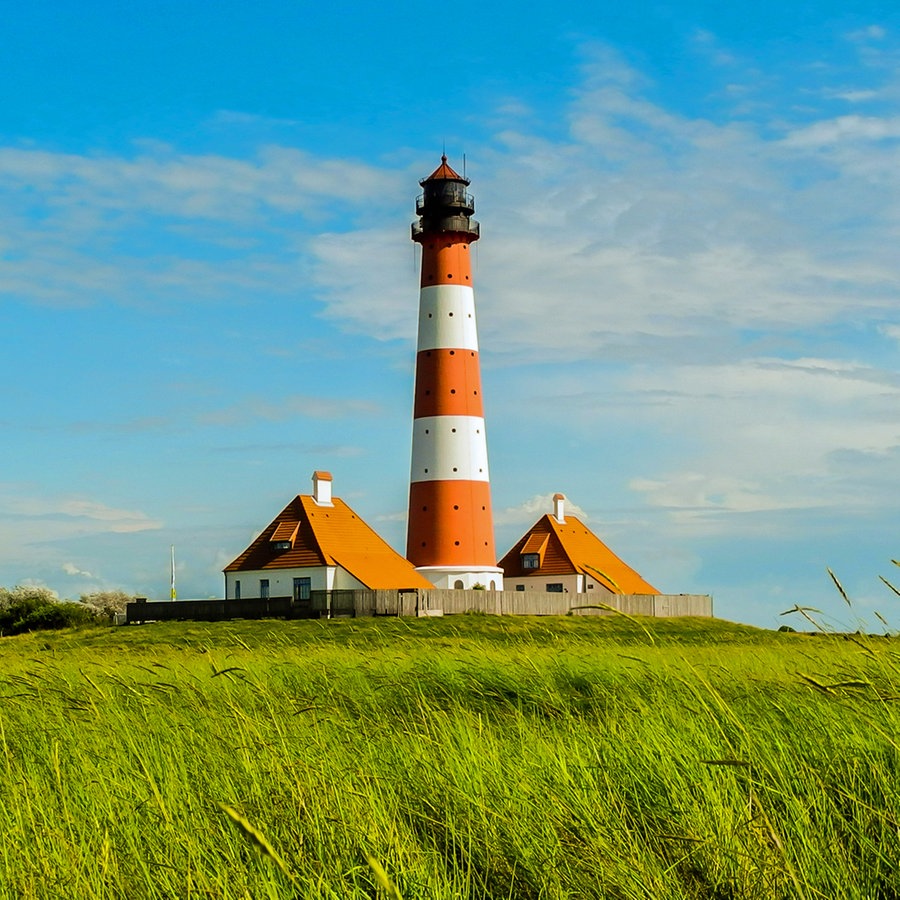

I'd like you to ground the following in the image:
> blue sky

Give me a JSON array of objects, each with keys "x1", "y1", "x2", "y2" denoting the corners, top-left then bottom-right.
[{"x1": 3, "y1": 1, "x2": 900, "y2": 629}]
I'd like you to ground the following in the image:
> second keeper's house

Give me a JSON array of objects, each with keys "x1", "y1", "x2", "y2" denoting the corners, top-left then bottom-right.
[
  {"x1": 224, "y1": 471, "x2": 432, "y2": 603},
  {"x1": 498, "y1": 493, "x2": 659, "y2": 596}
]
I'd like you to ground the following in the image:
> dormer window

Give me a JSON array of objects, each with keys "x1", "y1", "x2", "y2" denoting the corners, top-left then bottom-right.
[
  {"x1": 520, "y1": 532, "x2": 549, "y2": 570},
  {"x1": 270, "y1": 520, "x2": 299, "y2": 552}
]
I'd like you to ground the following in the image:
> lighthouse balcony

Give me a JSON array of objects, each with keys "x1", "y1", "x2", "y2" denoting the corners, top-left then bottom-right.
[
  {"x1": 416, "y1": 192, "x2": 475, "y2": 217},
  {"x1": 412, "y1": 218, "x2": 480, "y2": 240}
]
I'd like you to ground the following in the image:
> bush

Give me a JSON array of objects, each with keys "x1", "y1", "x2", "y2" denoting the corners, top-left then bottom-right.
[
  {"x1": 0, "y1": 586, "x2": 102, "y2": 636},
  {"x1": 80, "y1": 590, "x2": 134, "y2": 621},
  {"x1": 0, "y1": 584, "x2": 59, "y2": 611}
]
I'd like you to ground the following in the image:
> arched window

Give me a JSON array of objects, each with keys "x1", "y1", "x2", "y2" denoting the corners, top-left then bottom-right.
[
  {"x1": 454, "y1": 580, "x2": 464, "y2": 590},
  {"x1": 489, "y1": 580, "x2": 496, "y2": 590}
]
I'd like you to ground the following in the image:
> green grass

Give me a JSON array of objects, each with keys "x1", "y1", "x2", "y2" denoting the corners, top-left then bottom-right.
[{"x1": 0, "y1": 615, "x2": 898, "y2": 898}]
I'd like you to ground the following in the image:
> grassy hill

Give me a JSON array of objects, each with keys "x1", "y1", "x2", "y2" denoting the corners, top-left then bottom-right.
[{"x1": 0, "y1": 615, "x2": 897, "y2": 898}]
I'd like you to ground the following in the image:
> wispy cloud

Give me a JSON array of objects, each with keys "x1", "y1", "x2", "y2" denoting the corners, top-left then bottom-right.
[
  {"x1": 2, "y1": 492, "x2": 163, "y2": 535},
  {"x1": 495, "y1": 493, "x2": 588, "y2": 527},
  {"x1": 307, "y1": 47, "x2": 900, "y2": 367},
  {"x1": 0, "y1": 486, "x2": 166, "y2": 595},
  {"x1": 198, "y1": 394, "x2": 380, "y2": 426},
  {"x1": 846, "y1": 25, "x2": 887, "y2": 43},
  {"x1": 782, "y1": 114, "x2": 900, "y2": 147},
  {"x1": 0, "y1": 145, "x2": 400, "y2": 309},
  {"x1": 617, "y1": 356, "x2": 900, "y2": 532}
]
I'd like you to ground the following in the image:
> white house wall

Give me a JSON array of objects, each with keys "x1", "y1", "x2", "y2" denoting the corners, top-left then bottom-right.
[
  {"x1": 505, "y1": 573, "x2": 613, "y2": 596},
  {"x1": 331, "y1": 567, "x2": 368, "y2": 591},
  {"x1": 226, "y1": 566, "x2": 334, "y2": 600},
  {"x1": 225, "y1": 564, "x2": 374, "y2": 599}
]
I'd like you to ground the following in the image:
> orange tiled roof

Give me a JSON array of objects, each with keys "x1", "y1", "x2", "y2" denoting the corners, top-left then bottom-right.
[
  {"x1": 521, "y1": 532, "x2": 549, "y2": 558},
  {"x1": 498, "y1": 514, "x2": 659, "y2": 594},
  {"x1": 225, "y1": 495, "x2": 432, "y2": 590},
  {"x1": 270, "y1": 520, "x2": 300, "y2": 543},
  {"x1": 423, "y1": 154, "x2": 464, "y2": 182}
]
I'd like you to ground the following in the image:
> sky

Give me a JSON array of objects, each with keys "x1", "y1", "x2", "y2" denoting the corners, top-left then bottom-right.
[{"x1": 2, "y1": 0, "x2": 900, "y2": 629}]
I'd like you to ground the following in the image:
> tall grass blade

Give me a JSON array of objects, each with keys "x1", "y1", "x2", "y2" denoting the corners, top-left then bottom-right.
[
  {"x1": 219, "y1": 804, "x2": 295, "y2": 882},
  {"x1": 779, "y1": 604, "x2": 826, "y2": 631},
  {"x1": 568, "y1": 603, "x2": 655, "y2": 644},
  {"x1": 366, "y1": 854, "x2": 404, "y2": 900},
  {"x1": 826, "y1": 567, "x2": 851, "y2": 606}
]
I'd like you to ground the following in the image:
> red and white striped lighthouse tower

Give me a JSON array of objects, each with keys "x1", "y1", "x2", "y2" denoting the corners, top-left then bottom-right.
[{"x1": 406, "y1": 156, "x2": 504, "y2": 590}]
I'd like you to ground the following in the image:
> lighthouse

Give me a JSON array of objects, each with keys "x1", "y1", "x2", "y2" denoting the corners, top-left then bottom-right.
[{"x1": 406, "y1": 156, "x2": 504, "y2": 591}]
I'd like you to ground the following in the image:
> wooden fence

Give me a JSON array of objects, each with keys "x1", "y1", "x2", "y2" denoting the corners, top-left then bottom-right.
[
  {"x1": 422, "y1": 590, "x2": 712, "y2": 617},
  {"x1": 125, "y1": 590, "x2": 711, "y2": 624}
]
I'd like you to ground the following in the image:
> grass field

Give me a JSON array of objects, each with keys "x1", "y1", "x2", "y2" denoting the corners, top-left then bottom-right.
[{"x1": 0, "y1": 614, "x2": 898, "y2": 899}]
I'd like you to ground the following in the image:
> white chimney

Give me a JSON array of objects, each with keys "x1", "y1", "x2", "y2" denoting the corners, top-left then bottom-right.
[
  {"x1": 312, "y1": 470, "x2": 333, "y2": 506},
  {"x1": 552, "y1": 493, "x2": 566, "y2": 524}
]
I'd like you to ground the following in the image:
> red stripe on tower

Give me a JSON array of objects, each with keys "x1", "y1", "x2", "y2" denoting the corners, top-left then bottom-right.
[{"x1": 406, "y1": 156, "x2": 504, "y2": 590}]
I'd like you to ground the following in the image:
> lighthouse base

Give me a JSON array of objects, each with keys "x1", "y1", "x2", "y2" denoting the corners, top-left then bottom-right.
[{"x1": 414, "y1": 565, "x2": 505, "y2": 592}]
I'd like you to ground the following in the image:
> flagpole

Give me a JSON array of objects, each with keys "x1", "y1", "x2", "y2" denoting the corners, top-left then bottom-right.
[{"x1": 170, "y1": 544, "x2": 177, "y2": 601}]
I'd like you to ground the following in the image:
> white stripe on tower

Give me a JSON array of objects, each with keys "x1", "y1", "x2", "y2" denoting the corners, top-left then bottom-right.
[{"x1": 406, "y1": 156, "x2": 503, "y2": 591}]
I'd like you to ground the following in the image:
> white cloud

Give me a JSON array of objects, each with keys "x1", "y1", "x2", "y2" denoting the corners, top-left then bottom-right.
[
  {"x1": 629, "y1": 472, "x2": 829, "y2": 518},
  {"x1": 0, "y1": 488, "x2": 164, "y2": 595},
  {"x1": 0, "y1": 488, "x2": 163, "y2": 541},
  {"x1": 208, "y1": 110, "x2": 302, "y2": 129},
  {"x1": 690, "y1": 29, "x2": 739, "y2": 66},
  {"x1": 846, "y1": 25, "x2": 887, "y2": 42},
  {"x1": 0, "y1": 146, "x2": 394, "y2": 218},
  {"x1": 304, "y1": 53, "x2": 900, "y2": 366},
  {"x1": 613, "y1": 356, "x2": 900, "y2": 533},
  {"x1": 782, "y1": 115, "x2": 900, "y2": 148},
  {"x1": 830, "y1": 89, "x2": 879, "y2": 103},
  {"x1": 495, "y1": 493, "x2": 588, "y2": 527},
  {"x1": 0, "y1": 144, "x2": 401, "y2": 309},
  {"x1": 310, "y1": 227, "x2": 415, "y2": 341}
]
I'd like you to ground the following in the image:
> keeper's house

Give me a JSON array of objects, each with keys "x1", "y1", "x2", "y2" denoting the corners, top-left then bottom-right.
[
  {"x1": 224, "y1": 471, "x2": 432, "y2": 602},
  {"x1": 498, "y1": 494, "x2": 659, "y2": 596}
]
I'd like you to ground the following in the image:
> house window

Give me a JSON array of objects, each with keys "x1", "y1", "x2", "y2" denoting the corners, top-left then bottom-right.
[
  {"x1": 546, "y1": 583, "x2": 564, "y2": 593},
  {"x1": 516, "y1": 584, "x2": 525, "y2": 591},
  {"x1": 522, "y1": 553, "x2": 539, "y2": 569},
  {"x1": 454, "y1": 580, "x2": 464, "y2": 589},
  {"x1": 260, "y1": 579, "x2": 270, "y2": 599},
  {"x1": 272, "y1": 540, "x2": 291, "y2": 551},
  {"x1": 293, "y1": 577, "x2": 311, "y2": 602},
  {"x1": 587, "y1": 584, "x2": 594, "y2": 590},
  {"x1": 234, "y1": 580, "x2": 241, "y2": 601}
]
